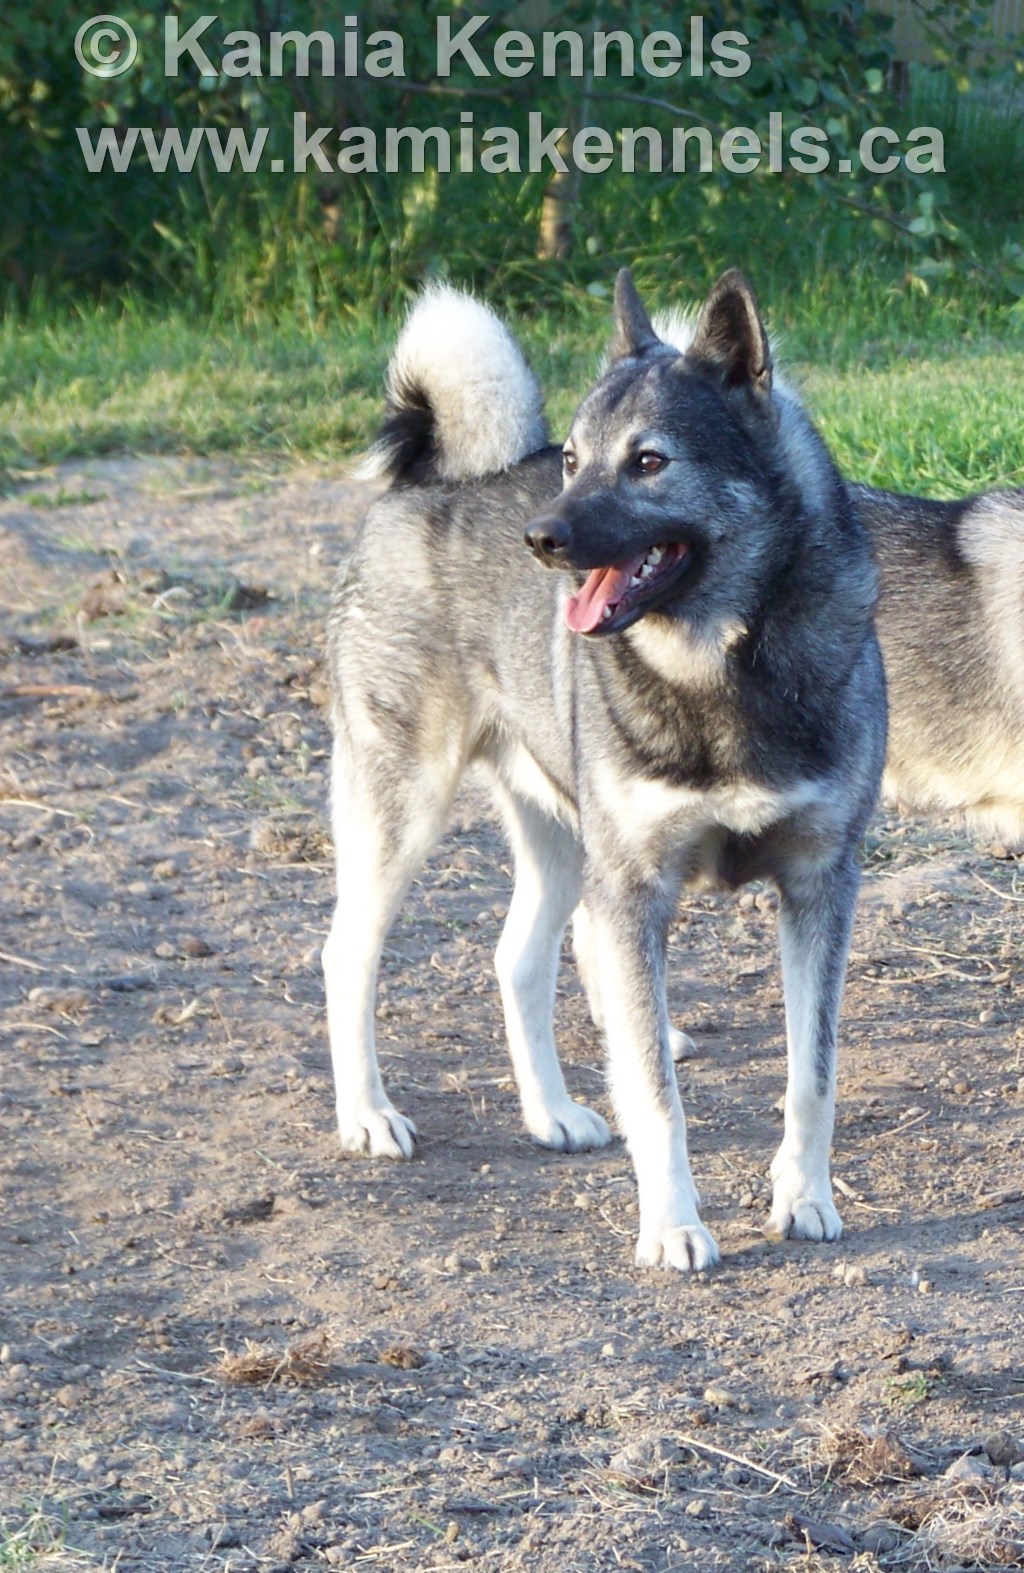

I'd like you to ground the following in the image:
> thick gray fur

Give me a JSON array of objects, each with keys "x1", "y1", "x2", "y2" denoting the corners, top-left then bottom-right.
[
  {"x1": 322, "y1": 271, "x2": 886, "y2": 1272},
  {"x1": 856, "y1": 484, "x2": 1024, "y2": 840}
]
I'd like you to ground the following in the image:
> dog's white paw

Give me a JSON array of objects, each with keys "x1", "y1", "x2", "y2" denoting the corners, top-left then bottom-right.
[
  {"x1": 526, "y1": 1099, "x2": 612, "y2": 1153},
  {"x1": 338, "y1": 1102, "x2": 417, "y2": 1159},
  {"x1": 767, "y1": 1189, "x2": 842, "y2": 1243},
  {"x1": 768, "y1": 1147, "x2": 841, "y2": 1242},
  {"x1": 668, "y1": 1026, "x2": 697, "y2": 1062},
  {"x1": 635, "y1": 1222, "x2": 720, "y2": 1273}
]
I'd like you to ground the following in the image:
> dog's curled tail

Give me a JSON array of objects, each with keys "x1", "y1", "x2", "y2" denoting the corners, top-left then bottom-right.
[{"x1": 355, "y1": 285, "x2": 548, "y2": 487}]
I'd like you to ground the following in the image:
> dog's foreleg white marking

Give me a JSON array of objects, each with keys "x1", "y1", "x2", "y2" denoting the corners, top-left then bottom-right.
[
  {"x1": 587, "y1": 888, "x2": 719, "y2": 1271},
  {"x1": 494, "y1": 793, "x2": 611, "y2": 1152},
  {"x1": 323, "y1": 742, "x2": 457, "y2": 1160},
  {"x1": 768, "y1": 857, "x2": 858, "y2": 1243},
  {"x1": 570, "y1": 899, "x2": 605, "y2": 1030},
  {"x1": 573, "y1": 900, "x2": 696, "y2": 1062}
]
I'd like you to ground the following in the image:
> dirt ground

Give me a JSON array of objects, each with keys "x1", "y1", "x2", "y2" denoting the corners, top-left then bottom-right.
[{"x1": 1, "y1": 458, "x2": 1022, "y2": 1573}]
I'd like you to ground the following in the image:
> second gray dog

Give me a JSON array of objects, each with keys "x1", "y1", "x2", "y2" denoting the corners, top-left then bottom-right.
[{"x1": 857, "y1": 484, "x2": 1024, "y2": 840}]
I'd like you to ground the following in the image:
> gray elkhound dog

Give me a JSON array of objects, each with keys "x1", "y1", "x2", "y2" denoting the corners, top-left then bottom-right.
[
  {"x1": 322, "y1": 270, "x2": 886, "y2": 1272},
  {"x1": 856, "y1": 485, "x2": 1024, "y2": 840}
]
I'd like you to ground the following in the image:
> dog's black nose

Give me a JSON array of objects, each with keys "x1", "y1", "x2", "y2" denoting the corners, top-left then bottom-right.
[{"x1": 524, "y1": 514, "x2": 571, "y2": 562}]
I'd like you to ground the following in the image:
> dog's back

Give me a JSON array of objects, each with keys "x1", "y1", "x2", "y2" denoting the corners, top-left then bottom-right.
[{"x1": 857, "y1": 483, "x2": 1024, "y2": 839}]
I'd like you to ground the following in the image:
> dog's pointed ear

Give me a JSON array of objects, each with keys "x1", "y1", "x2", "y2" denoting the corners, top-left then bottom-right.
[
  {"x1": 610, "y1": 268, "x2": 662, "y2": 361},
  {"x1": 687, "y1": 270, "x2": 772, "y2": 401}
]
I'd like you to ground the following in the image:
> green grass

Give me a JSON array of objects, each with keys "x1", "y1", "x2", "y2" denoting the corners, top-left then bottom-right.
[
  {"x1": 2, "y1": 269, "x2": 1024, "y2": 497},
  {"x1": 0, "y1": 1507, "x2": 76, "y2": 1572},
  {"x1": 23, "y1": 488, "x2": 108, "y2": 509},
  {"x1": 0, "y1": 304, "x2": 386, "y2": 464},
  {"x1": 804, "y1": 355, "x2": 1024, "y2": 495}
]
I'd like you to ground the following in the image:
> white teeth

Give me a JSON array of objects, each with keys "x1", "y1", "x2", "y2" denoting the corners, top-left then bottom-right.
[
  {"x1": 629, "y1": 545, "x2": 667, "y2": 589},
  {"x1": 617, "y1": 545, "x2": 672, "y2": 607},
  {"x1": 602, "y1": 605, "x2": 613, "y2": 621}
]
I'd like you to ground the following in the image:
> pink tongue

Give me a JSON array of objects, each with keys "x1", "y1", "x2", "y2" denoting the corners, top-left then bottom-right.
[{"x1": 565, "y1": 554, "x2": 646, "y2": 634}]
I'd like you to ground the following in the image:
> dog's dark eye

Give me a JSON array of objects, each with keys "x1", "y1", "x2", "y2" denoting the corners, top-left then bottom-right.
[
  {"x1": 563, "y1": 450, "x2": 578, "y2": 477},
  {"x1": 636, "y1": 451, "x2": 667, "y2": 476}
]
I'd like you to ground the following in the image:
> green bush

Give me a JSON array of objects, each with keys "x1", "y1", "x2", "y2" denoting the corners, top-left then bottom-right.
[{"x1": 2, "y1": 2, "x2": 1020, "y2": 316}]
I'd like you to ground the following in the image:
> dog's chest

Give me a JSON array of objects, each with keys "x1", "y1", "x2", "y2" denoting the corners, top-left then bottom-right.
[
  {"x1": 620, "y1": 770, "x2": 819, "y2": 833},
  {"x1": 590, "y1": 765, "x2": 832, "y2": 886}
]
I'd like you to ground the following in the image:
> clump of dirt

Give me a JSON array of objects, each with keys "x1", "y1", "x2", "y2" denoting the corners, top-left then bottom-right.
[
  {"x1": 816, "y1": 1423, "x2": 923, "y2": 1486},
  {"x1": 889, "y1": 1482, "x2": 1024, "y2": 1569},
  {"x1": 213, "y1": 1332, "x2": 337, "y2": 1388}
]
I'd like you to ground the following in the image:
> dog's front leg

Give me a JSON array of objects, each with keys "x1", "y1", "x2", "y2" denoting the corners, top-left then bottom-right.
[
  {"x1": 572, "y1": 900, "x2": 697, "y2": 1062},
  {"x1": 768, "y1": 853, "x2": 860, "y2": 1243},
  {"x1": 585, "y1": 873, "x2": 719, "y2": 1272}
]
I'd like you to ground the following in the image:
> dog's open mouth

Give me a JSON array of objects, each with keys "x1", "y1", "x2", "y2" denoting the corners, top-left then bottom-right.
[{"x1": 564, "y1": 541, "x2": 691, "y2": 636}]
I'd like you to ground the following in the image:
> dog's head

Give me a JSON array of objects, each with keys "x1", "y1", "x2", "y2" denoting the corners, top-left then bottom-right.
[{"x1": 524, "y1": 268, "x2": 779, "y2": 638}]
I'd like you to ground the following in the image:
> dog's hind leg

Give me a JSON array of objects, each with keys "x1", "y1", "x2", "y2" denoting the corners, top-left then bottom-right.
[
  {"x1": 768, "y1": 853, "x2": 860, "y2": 1243},
  {"x1": 572, "y1": 901, "x2": 696, "y2": 1062},
  {"x1": 322, "y1": 739, "x2": 461, "y2": 1160},
  {"x1": 493, "y1": 791, "x2": 612, "y2": 1152}
]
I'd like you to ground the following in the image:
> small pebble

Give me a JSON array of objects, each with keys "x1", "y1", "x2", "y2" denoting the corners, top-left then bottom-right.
[
  {"x1": 944, "y1": 1453, "x2": 992, "y2": 1482},
  {"x1": 984, "y1": 1430, "x2": 1024, "y2": 1468},
  {"x1": 207, "y1": 1524, "x2": 241, "y2": 1549},
  {"x1": 607, "y1": 1435, "x2": 679, "y2": 1487},
  {"x1": 861, "y1": 1524, "x2": 900, "y2": 1555},
  {"x1": 832, "y1": 1261, "x2": 870, "y2": 1287},
  {"x1": 685, "y1": 1498, "x2": 709, "y2": 1519}
]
